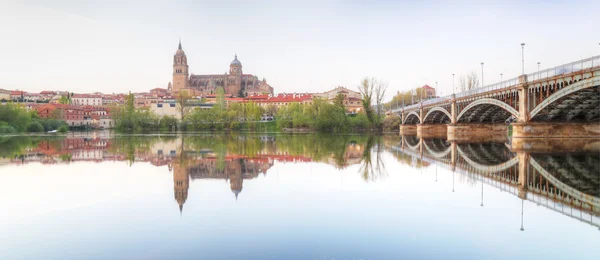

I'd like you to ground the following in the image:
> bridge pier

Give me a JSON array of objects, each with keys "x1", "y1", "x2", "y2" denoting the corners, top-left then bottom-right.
[
  {"x1": 512, "y1": 122, "x2": 600, "y2": 138},
  {"x1": 517, "y1": 152, "x2": 529, "y2": 200},
  {"x1": 510, "y1": 137, "x2": 600, "y2": 153},
  {"x1": 400, "y1": 124, "x2": 417, "y2": 135},
  {"x1": 447, "y1": 123, "x2": 507, "y2": 141},
  {"x1": 417, "y1": 124, "x2": 447, "y2": 137}
]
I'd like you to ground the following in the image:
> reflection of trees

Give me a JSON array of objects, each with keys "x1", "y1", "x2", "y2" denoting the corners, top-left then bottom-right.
[
  {"x1": 0, "y1": 136, "x2": 42, "y2": 158},
  {"x1": 108, "y1": 135, "x2": 177, "y2": 165},
  {"x1": 1, "y1": 134, "x2": 388, "y2": 178},
  {"x1": 360, "y1": 136, "x2": 387, "y2": 181},
  {"x1": 182, "y1": 134, "x2": 372, "y2": 169}
]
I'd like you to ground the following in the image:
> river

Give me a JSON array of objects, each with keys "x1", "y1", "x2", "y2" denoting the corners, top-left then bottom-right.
[{"x1": 0, "y1": 132, "x2": 598, "y2": 259}]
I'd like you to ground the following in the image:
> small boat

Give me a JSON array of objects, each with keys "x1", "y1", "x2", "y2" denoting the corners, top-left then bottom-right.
[{"x1": 47, "y1": 130, "x2": 58, "y2": 133}]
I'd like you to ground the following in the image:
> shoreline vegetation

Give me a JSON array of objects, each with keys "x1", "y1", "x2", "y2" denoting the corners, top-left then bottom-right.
[
  {"x1": 0, "y1": 103, "x2": 68, "y2": 134},
  {"x1": 112, "y1": 78, "x2": 400, "y2": 133}
]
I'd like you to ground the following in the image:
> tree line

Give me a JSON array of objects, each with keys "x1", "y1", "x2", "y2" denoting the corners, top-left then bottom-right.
[{"x1": 0, "y1": 103, "x2": 68, "y2": 134}]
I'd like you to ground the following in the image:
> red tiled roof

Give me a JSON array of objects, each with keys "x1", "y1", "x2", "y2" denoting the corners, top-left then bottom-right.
[{"x1": 73, "y1": 94, "x2": 102, "y2": 98}]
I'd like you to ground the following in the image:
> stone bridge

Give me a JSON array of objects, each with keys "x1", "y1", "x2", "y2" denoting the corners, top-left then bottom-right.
[
  {"x1": 390, "y1": 136, "x2": 600, "y2": 228},
  {"x1": 392, "y1": 56, "x2": 600, "y2": 138}
]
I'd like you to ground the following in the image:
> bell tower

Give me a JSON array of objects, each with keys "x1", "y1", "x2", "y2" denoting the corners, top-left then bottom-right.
[{"x1": 172, "y1": 40, "x2": 189, "y2": 93}]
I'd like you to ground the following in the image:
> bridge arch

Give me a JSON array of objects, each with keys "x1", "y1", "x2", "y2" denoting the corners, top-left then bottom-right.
[
  {"x1": 403, "y1": 136, "x2": 421, "y2": 150},
  {"x1": 529, "y1": 77, "x2": 600, "y2": 122},
  {"x1": 403, "y1": 111, "x2": 421, "y2": 124},
  {"x1": 457, "y1": 98, "x2": 520, "y2": 123},
  {"x1": 422, "y1": 139, "x2": 451, "y2": 158},
  {"x1": 530, "y1": 157, "x2": 600, "y2": 209},
  {"x1": 423, "y1": 107, "x2": 452, "y2": 124},
  {"x1": 456, "y1": 145, "x2": 519, "y2": 173}
]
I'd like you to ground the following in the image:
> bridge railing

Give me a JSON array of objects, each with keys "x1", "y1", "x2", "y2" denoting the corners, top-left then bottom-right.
[
  {"x1": 455, "y1": 77, "x2": 520, "y2": 99},
  {"x1": 391, "y1": 55, "x2": 600, "y2": 114},
  {"x1": 526, "y1": 55, "x2": 600, "y2": 82}
]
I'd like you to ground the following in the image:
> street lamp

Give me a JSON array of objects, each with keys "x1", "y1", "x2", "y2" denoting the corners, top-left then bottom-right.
[
  {"x1": 537, "y1": 62, "x2": 541, "y2": 80},
  {"x1": 452, "y1": 171, "x2": 455, "y2": 192},
  {"x1": 521, "y1": 43, "x2": 526, "y2": 75},
  {"x1": 481, "y1": 62, "x2": 484, "y2": 88},
  {"x1": 435, "y1": 81, "x2": 438, "y2": 98},
  {"x1": 500, "y1": 73, "x2": 503, "y2": 89},
  {"x1": 452, "y1": 74, "x2": 455, "y2": 94},
  {"x1": 480, "y1": 181, "x2": 484, "y2": 207},
  {"x1": 520, "y1": 199, "x2": 525, "y2": 231}
]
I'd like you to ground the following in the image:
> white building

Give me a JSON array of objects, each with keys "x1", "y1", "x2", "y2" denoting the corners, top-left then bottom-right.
[{"x1": 72, "y1": 94, "x2": 102, "y2": 106}]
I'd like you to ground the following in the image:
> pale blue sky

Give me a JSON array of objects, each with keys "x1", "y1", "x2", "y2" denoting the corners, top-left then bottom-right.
[{"x1": 0, "y1": 0, "x2": 598, "y2": 99}]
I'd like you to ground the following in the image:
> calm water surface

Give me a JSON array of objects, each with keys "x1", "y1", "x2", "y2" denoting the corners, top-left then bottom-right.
[{"x1": 0, "y1": 132, "x2": 599, "y2": 260}]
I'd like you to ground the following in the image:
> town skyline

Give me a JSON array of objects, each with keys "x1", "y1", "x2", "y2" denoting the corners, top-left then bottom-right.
[{"x1": 1, "y1": 1, "x2": 599, "y2": 100}]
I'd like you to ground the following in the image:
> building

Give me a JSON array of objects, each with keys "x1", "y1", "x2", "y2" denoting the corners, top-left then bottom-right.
[
  {"x1": 0, "y1": 89, "x2": 10, "y2": 101},
  {"x1": 313, "y1": 86, "x2": 363, "y2": 113},
  {"x1": 23, "y1": 93, "x2": 41, "y2": 102},
  {"x1": 72, "y1": 94, "x2": 102, "y2": 106},
  {"x1": 171, "y1": 40, "x2": 274, "y2": 97},
  {"x1": 421, "y1": 84, "x2": 436, "y2": 98},
  {"x1": 40, "y1": 91, "x2": 57, "y2": 100},
  {"x1": 10, "y1": 90, "x2": 24, "y2": 101}
]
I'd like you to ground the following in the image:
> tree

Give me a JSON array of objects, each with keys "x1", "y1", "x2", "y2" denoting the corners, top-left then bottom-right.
[
  {"x1": 459, "y1": 71, "x2": 480, "y2": 92},
  {"x1": 358, "y1": 77, "x2": 376, "y2": 125},
  {"x1": 375, "y1": 80, "x2": 388, "y2": 118},
  {"x1": 333, "y1": 93, "x2": 346, "y2": 112},
  {"x1": 265, "y1": 104, "x2": 277, "y2": 117},
  {"x1": 58, "y1": 95, "x2": 70, "y2": 104},
  {"x1": 176, "y1": 90, "x2": 193, "y2": 120}
]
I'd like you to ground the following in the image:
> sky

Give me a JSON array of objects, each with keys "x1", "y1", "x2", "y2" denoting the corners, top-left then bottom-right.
[{"x1": 0, "y1": 0, "x2": 599, "y2": 100}]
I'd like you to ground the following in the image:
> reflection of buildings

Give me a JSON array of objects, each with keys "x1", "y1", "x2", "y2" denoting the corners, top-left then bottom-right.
[
  {"x1": 173, "y1": 161, "x2": 189, "y2": 213},
  {"x1": 171, "y1": 154, "x2": 280, "y2": 212},
  {"x1": 2, "y1": 135, "x2": 369, "y2": 214}
]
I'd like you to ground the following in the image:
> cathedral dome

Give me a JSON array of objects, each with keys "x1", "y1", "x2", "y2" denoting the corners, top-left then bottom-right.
[{"x1": 230, "y1": 54, "x2": 242, "y2": 66}]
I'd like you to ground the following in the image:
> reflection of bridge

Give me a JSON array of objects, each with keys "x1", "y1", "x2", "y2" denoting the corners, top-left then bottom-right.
[
  {"x1": 393, "y1": 56, "x2": 600, "y2": 139},
  {"x1": 391, "y1": 136, "x2": 600, "y2": 228}
]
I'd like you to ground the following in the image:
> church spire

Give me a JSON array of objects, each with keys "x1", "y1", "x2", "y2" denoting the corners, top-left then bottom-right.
[{"x1": 178, "y1": 38, "x2": 182, "y2": 50}]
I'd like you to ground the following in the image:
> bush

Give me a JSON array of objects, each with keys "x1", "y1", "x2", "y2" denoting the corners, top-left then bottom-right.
[
  {"x1": 0, "y1": 125, "x2": 17, "y2": 134},
  {"x1": 26, "y1": 121, "x2": 44, "y2": 132},
  {"x1": 382, "y1": 115, "x2": 401, "y2": 131},
  {"x1": 42, "y1": 119, "x2": 66, "y2": 132},
  {"x1": 348, "y1": 113, "x2": 371, "y2": 129},
  {"x1": 58, "y1": 125, "x2": 69, "y2": 133}
]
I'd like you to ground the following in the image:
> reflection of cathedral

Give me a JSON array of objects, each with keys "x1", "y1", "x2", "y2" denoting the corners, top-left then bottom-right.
[
  {"x1": 173, "y1": 163, "x2": 189, "y2": 213},
  {"x1": 171, "y1": 40, "x2": 274, "y2": 96},
  {"x1": 171, "y1": 156, "x2": 274, "y2": 212}
]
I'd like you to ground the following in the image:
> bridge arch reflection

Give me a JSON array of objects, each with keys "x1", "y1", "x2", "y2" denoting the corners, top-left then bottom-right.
[{"x1": 392, "y1": 136, "x2": 600, "y2": 228}]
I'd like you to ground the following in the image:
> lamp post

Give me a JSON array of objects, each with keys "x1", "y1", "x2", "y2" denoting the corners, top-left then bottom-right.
[
  {"x1": 521, "y1": 43, "x2": 526, "y2": 75},
  {"x1": 452, "y1": 170, "x2": 455, "y2": 192},
  {"x1": 480, "y1": 181, "x2": 484, "y2": 207},
  {"x1": 520, "y1": 199, "x2": 525, "y2": 231},
  {"x1": 452, "y1": 74, "x2": 455, "y2": 94},
  {"x1": 500, "y1": 73, "x2": 503, "y2": 89},
  {"x1": 435, "y1": 81, "x2": 438, "y2": 98},
  {"x1": 537, "y1": 62, "x2": 541, "y2": 80},
  {"x1": 481, "y1": 62, "x2": 484, "y2": 88}
]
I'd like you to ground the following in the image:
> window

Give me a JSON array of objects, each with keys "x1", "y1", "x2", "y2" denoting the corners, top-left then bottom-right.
[
  {"x1": 157, "y1": 103, "x2": 163, "y2": 108},
  {"x1": 169, "y1": 103, "x2": 176, "y2": 107}
]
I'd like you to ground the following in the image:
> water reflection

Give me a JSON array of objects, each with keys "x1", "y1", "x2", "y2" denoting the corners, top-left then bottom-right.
[
  {"x1": 0, "y1": 133, "x2": 599, "y2": 258},
  {"x1": 390, "y1": 135, "x2": 600, "y2": 228}
]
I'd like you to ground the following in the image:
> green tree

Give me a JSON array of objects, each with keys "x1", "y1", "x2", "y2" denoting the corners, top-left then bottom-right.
[
  {"x1": 334, "y1": 93, "x2": 345, "y2": 112},
  {"x1": 358, "y1": 77, "x2": 376, "y2": 125}
]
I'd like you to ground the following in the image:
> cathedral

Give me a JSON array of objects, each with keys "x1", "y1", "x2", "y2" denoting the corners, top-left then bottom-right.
[{"x1": 170, "y1": 40, "x2": 274, "y2": 97}]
